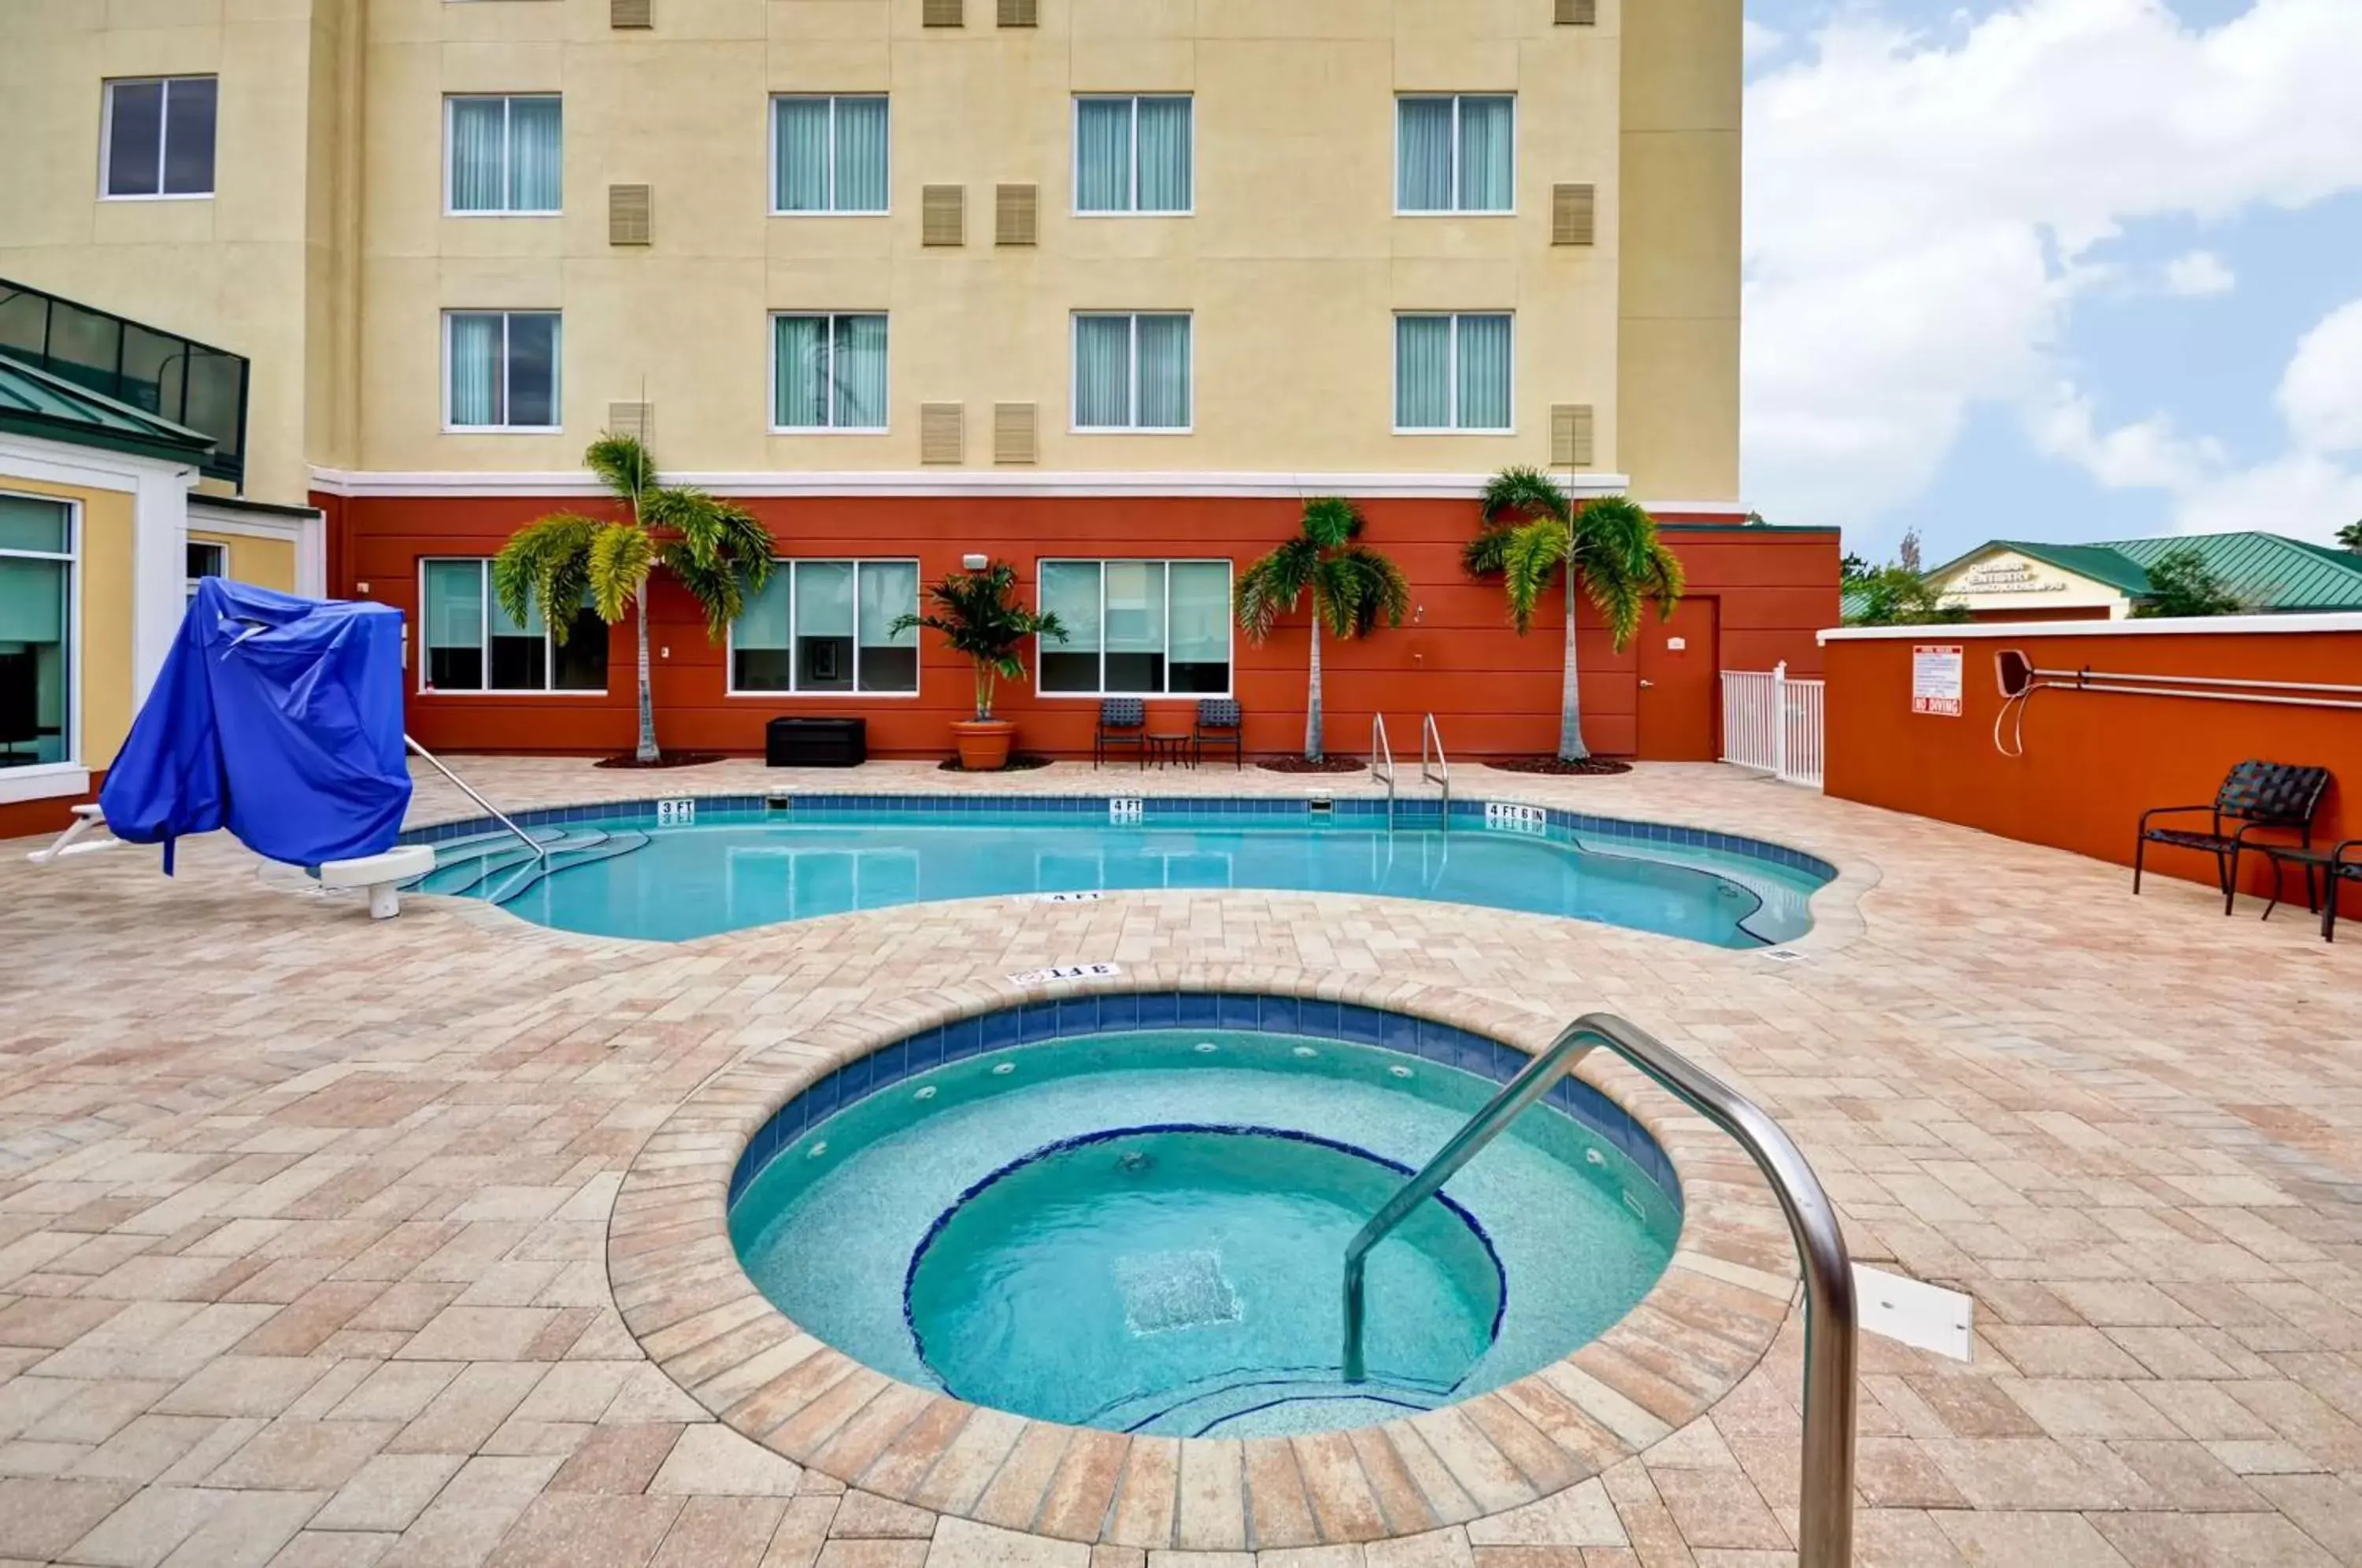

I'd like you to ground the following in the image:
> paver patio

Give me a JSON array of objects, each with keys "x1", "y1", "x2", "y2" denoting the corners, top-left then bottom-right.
[{"x1": 2, "y1": 757, "x2": 2357, "y2": 1568}]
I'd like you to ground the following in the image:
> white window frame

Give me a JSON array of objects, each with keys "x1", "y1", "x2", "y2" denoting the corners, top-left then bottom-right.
[
  {"x1": 186, "y1": 539, "x2": 226, "y2": 601},
  {"x1": 441, "y1": 310, "x2": 564, "y2": 434},
  {"x1": 0, "y1": 492, "x2": 83, "y2": 792},
  {"x1": 98, "y1": 76, "x2": 217, "y2": 202},
  {"x1": 442, "y1": 94, "x2": 565, "y2": 216},
  {"x1": 724, "y1": 558, "x2": 923, "y2": 698},
  {"x1": 1034, "y1": 557, "x2": 1234, "y2": 699},
  {"x1": 768, "y1": 95, "x2": 892, "y2": 216},
  {"x1": 1392, "y1": 311, "x2": 1515, "y2": 435},
  {"x1": 1071, "y1": 94, "x2": 1194, "y2": 216},
  {"x1": 1069, "y1": 312, "x2": 1194, "y2": 435},
  {"x1": 1394, "y1": 93, "x2": 1516, "y2": 216},
  {"x1": 768, "y1": 312, "x2": 891, "y2": 435},
  {"x1": 415, "y1": 557, "x2": 607, "y2": 696}
]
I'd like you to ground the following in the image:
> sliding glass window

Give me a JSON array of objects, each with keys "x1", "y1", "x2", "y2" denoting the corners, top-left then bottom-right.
[
  {"x1": 772, "y1": 97, "x2": 890, "y2": 213},
  {"x1": 1038, "y1": 560, "x2": 1231, "y2": 696},
  {"x1": 447, "y1": 95, "x2": 563, "y2": 213},
  {"x1": 1396, "y1": 94, "x2": 1514, "y2": 213},
  {"x1": 1395, "y1": 312, "x2": 1512, "y2": 432},
  {"x1": 445, "y1": 311, "x2": 561, "y2": 431},
  {"x1": 1073, "y1": 313, "x2": 1191, "y2": 432},
  {"x1": 102, "y1": 77, "x2": 217, "y2": 198},
  {"x1": 419, "y1": 559, "x2": 606, "y2": 693},
  {"x1": 1075, "y1": 96, "x2": 1192, "y2": 213},
  {"x1": 772, "y1": 314, "x2": 889, "y2": 431},
  {"x1": 0, "y1": 496, "x2": 74, "y2": 769},
  {"x1": 731, "y1": 560, "x2": 919, "y2": 694}
]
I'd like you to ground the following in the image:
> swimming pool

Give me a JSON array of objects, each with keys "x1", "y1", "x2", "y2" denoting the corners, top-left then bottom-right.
[
  {"x1": 727, "y1": 1003, "x2": 1682, "y2": 1438},
  {"x1": 407, "y1": 794, "x2": 1831, "y2": 947}
]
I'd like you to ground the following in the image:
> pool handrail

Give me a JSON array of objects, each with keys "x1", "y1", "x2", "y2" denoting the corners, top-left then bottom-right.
[
  {"x1": 1421, "y1": 712, "x2": 1449, "y2": 827},
  {"x1": 1340, "y1": 1010, "x2": 1857, "y2": 1567},
  {"x1": 1372, "y1": 713, "x2": 1396, "y2": 830},
  {"x1": 405, "y1": 735, "x2": 548, "y2": 863}
]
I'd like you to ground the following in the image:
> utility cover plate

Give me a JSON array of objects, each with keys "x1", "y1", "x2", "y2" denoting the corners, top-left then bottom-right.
[{"x1": 1854, "y1": 1264, "x2": 1974, "y2": 1361}]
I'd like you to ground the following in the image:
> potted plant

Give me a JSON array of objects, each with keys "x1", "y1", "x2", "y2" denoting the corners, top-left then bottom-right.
[{"x1": 894, "y1": 560, "x2": 1066, "y2": 771}]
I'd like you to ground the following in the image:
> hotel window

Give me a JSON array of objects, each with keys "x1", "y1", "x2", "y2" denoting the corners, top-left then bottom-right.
[
  {"x1": 772, "y1": 97, "x2": 889, "y2": 213},
  {"x1": 1038, "y1": 560, "x2": 1231, "y2": 695},
  {"x1": 1396, "y1": 94, "x2": 1514, "y2": 213},
  {"x1": 444, "y1": 311, "x2": 561, "y2": 431},
  {"x1": 772, "y1": 314, "x2": 889, "y2": 431},
  {"x1": 186, "y1": 539, "x2": 225, "y2": 602},
  {"x1": 420, "y1": 559, "x2": 607, "y2": 693},
  {"x1": 1074, "y1": 95, "x2": 1192, "y2": 213},
  {"x1": 1073, "y1": 313, "x2": 1190, "y2": 432},
  {"x1": 0, "y1": 497, "x2": 73, "y2": 770},
  {"x1": 730, "y1": 560, "x2": 920, "y2": 694},
  {"x1": 1395, "y1": 312, "x2": 1512, "y2": 432},
  {"x1": 446, "y1": 95, "x2": 563, "y2": 214},
  {"x1": 101, "y1": 77, "x2": 218, "y2": 199}
]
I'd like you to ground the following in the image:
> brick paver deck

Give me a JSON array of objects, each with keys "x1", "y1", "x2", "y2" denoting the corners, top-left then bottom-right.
[{"x1": 2, "y1": 757, "x2": 2357, "y2": 1568}]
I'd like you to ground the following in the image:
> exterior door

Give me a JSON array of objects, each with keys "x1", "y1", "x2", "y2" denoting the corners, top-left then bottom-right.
[{"x1": 1637, "y1": 596, "x2": 1720, "y2": 761}]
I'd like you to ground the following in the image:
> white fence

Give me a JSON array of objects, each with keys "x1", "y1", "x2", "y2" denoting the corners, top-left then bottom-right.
[{"x1": 1721, "y1": 662, "x2": 1826, "y2": 789}]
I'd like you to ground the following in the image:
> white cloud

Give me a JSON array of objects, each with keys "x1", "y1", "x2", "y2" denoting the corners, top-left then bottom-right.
[
  {"x1": 1742, "y1": 0, "x2": 2362, "y2": 538},
  {"x1": 2159, "y1": 250, "x2": 2237, "y2": 296},
  {"x1": 1743, "y1": 18, "x2": 1785, "y2": 68},
  {"x1": 2277, "y1": 297, "x2": 2362, "y2": 453}
]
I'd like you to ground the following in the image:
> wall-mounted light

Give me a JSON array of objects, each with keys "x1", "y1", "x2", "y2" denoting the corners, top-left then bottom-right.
[{"x1": 962, "y1": 553, "x2": 989, "y2": 571}]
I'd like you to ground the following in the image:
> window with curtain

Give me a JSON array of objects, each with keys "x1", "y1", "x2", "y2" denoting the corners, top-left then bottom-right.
[
  {"x1": 730, "y1": 560, "x2": 919, "y2": 694},
  {"x1": 772, "y1": 314, "x2": 889, "y2": 431},
  {"x1": 446, "y1": 96, "x2": 563, "y2": 214},
  {"x1": 1074, "y1": 96, "x2": 1192, "y2": 213},
  {"x1": 445, "y1": 311, "x2": 562, "y2": 431},
  {"x1": 772, "y1": 97, "x2": 890, "y2": 213},
  {"x1": 1037, "y1": 559, "x2": 1231, "y2": 695},
  {"x1": 1072, "y1": 313, "x2": 1190, "y2": 432},
  {"x1": 419, "y1": 558, "x2": 607, "y2": 692},
  {"x1": 185, "y1": 540, "x2": 225, "y2": 603},
  {"x1": 0, "y1": 497, "x2": 73, "y2": 770},
  {"x1": 1395, "y1": 312, "x2": 1512, "y2": 431},
  {"x1": 1396, "y1": 94, "x2": 1514, "y2": 213},
  {"x1": 102, "y1": 77, "x2": 217, "y2": 198}
]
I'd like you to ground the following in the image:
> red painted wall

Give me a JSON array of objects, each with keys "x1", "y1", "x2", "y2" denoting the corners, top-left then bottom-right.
[
  {"x1": 1823, "y1": 624, "x2": 2362, "y2": 916},
  {"x1": 324, "y1": 494, "x2": 1838, "y2": 764}
]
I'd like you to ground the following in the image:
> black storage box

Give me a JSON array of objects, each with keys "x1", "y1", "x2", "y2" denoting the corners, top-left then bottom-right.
[{"x1": 766, "y1": 716, "x2": 867, "y2": 767}]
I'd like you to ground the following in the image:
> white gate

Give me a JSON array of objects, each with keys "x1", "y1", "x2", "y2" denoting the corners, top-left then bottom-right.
[{"x1": 1720, "y1": 661, "x2": 1825, "y2": 789}]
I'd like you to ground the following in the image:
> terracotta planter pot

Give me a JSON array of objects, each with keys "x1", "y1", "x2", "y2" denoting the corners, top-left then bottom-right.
[{"x1": 952, "y1": 719, "x2": 1016, "y2": 771}]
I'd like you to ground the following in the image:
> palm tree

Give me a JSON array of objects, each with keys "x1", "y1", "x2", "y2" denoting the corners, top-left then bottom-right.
[
  {"x1": 2338, "y1": 520, "x2": 2362, "y2": 554},
  {"x1": 1235, "y1": 497, "x2": 1410, "y2": 763},
  {"x1": 1464, "y1": 468, "x2": 1683, "y2": 763},
  {"x1": 891, "y1": 560, "x2": 1066, "y2": 723},
  {"x1": 493, "y1": 434, "x2": 774, "y2": 764}
]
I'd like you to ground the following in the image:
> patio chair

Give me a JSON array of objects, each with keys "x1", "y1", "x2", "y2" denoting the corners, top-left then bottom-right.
[
  {"x1": 1094, "y1": 698, "x2": 1147, "y2": 769},
  {"x1": 2134, "y1": 760, "x2": 2331, "y2": 915},
  {"x1": 1194, "y1": 698, "x2": 1244, "y2": 771},
  {"x1": 2323, "y1": 841, "x2": 2360, "y2": 944}
]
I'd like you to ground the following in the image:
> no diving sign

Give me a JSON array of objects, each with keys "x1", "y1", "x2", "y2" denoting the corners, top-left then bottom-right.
[{"x1": 1912, "y1": 645, "x2": 1964, "y2": 716}]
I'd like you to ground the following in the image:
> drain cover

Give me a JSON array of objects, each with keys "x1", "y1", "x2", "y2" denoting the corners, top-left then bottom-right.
[{"x1": 1113, "y1": 1249, "x2": 1243, "y2": 1337}]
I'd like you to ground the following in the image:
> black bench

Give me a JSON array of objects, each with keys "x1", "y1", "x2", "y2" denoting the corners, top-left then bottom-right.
[{"x1": 767, "y1": 717, "x2": 866, "y2": 767}]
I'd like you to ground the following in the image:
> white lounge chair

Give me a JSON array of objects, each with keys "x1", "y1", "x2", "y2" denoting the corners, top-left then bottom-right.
[{"x1": 317, "y1": 844, "x2": 437, "y2": 919}]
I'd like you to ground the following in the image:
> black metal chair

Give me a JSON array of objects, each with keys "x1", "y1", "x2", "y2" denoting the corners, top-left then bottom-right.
[
  {"x1": 1094, "y1": 698, "x2": 1147, "y2": 769},
  {"x1": 1194, "y1": 698, "x2": 1243, "y2": 771},
  {"x1": 2324, "y1": 842, "x2": 2360, "y2": 944},
  {"x1": 2135, "y1": 760, "x2": 2331, "y2": 915}
]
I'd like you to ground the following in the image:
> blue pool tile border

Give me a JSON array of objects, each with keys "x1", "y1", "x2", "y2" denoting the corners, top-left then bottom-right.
[
  {"x1": 402, "y1": 791, "x2": 1837, "y2": 883},
  {"x1": 724, "y1": 992, "x2": 1686, "y2": 1219}
]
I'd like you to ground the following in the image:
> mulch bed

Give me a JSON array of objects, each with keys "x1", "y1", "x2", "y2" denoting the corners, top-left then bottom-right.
[
  {"x1": 936, "y1": 754, "x2": 1056, "y2": 773},
  {"x1": 1257, "y1": 756, "x2": 1371, "y2": 775},
  {"x1": 594, "y1": 752, "x2": 727, "y2": 770},
  {"x1": 1483, "y1": 756, "x2": 1635, "y2": 776}
]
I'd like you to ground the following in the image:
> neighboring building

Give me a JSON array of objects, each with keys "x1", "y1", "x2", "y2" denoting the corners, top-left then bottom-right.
[
  {"x1": 2, "y1": 0, "x2": 1834, "y2": 825},
  {"x1": 1923, "y1": 533, "x2": 2362, "y2": 622}
]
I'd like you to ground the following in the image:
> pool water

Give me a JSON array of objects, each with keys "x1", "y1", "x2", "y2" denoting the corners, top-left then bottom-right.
[
  {"x1": 730, "y1": 1028, "x2": 1682, "y2": 1438},
  {"x1": 415, "y1": 804, "x2": 1824, "y2": 947}
]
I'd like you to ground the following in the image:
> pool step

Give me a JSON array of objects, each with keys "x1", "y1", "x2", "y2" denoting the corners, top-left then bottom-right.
[
  {"x1": 409, "y1": 827, "x2": 652, "y2": 902},
  {"x1": 1090, "y1": 1367, "x2": 1453, "y2": 1439}
]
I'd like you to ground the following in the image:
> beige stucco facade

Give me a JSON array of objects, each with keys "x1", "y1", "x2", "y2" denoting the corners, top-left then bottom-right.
[
  {"x1": 1930, "y1": 548, "x2": 2134, "y2": 620},
  {"x1": 0, "y1": 0, "x2": 1742, "y2": 506}
]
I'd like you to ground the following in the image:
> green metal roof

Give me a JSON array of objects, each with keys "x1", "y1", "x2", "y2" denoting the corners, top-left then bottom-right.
[
  {"x1": 2101, "y1": 531, "x2": 2362, "y2": 612},
  {"x1": 0, "y1": 352, "x2": 216, "y2": 467},
  {"x1": 1926, "y1": 538, "x2": 2155, "y2": 596}
]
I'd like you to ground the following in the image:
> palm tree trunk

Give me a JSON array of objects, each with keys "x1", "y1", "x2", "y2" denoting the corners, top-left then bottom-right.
[
  {"x1": 1559, "y1": 570, "x2": 1589, "y2": 762},
  {"x1": 635, "y1": 594, "x2": 659, "y2": 763},
  {"x1": 1305, "y1": 616, "x2": 1324, "y2": 762}
]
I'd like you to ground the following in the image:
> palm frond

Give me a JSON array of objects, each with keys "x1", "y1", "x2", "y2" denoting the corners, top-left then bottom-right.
[
  {"x1": 1643, "y1": 539, "x2": 1686, "y2": 621},
  {"x1": 1501, "y1": 516, "x2": 1572, "y2": 634},
  {"x1": 1234, "y1": 536, "x2": 1319, "y2": 644},
  {"x1": 647, "y1": 490, "x2": 775, "y2": 643},
  {"x1": 585, "y1": 433, "x2": 659, "y2": 507},
  {"x1": 1462, "y1": 524, "x2": 1516, "y2": 579},
  {"x1": 1323, "y1": 546, "x2": 1410, "y2": 639},
  {"x1": 1479, "y1": 466, "x2": 1571, "y2": 526},
  {"x1": 491, "y1": 514, "x2": 602, "y2": 645},
  {"x1": 1299, "y1": 496, "x2": 1365, "y2": 552},
  {"x1": 586, "y1": 522, "x2": 658, "y2": 624},
  {"x1": 1565, "y1": 497, "x2": 1679, "y2": 651}
]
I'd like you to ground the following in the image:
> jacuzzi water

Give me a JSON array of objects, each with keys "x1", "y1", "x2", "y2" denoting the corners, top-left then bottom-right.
[
  {"x1": 729, "y1": 1027, "x2": 1682, "y2": 1438},
  {"x1": 413, "y1": 802, "x2": 1826, "y2": 947}
]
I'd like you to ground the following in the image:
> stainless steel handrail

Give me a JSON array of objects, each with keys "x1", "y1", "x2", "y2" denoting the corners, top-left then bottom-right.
[
  {"x1": 405, "y1": 736, "x2": 549, "y2": 863},
  {"x1": 1420, "y1": 712, "x2": 1449, "y2": 826},
  {"x1": 1341, "y1": 1011, "x2": 1857, "y2": 1567},
  {"x1": 1372, "y1": 713, "x2": 1396, "y2": 830}
]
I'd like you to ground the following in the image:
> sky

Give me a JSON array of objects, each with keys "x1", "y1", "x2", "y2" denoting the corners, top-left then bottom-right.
[{"x1": 1738, "y1": 0, "x2": 2362, "y2": 566}]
